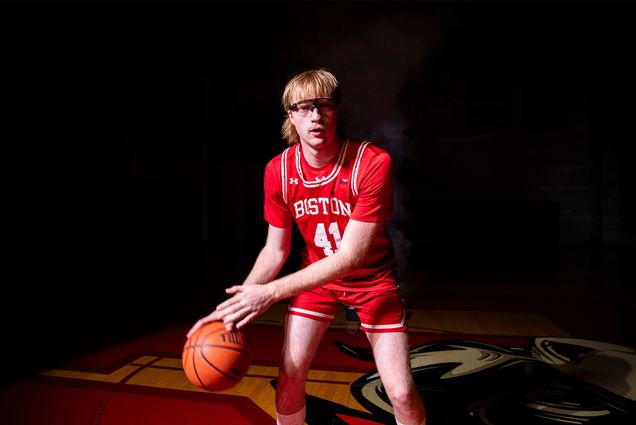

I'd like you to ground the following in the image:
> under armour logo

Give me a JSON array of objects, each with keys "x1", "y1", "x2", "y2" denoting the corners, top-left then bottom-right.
[
  {"x1": 315, "y1": 176, "x2": 327, "y2": 182},
  {"x1": 289, "y1": 178, "x2": 299, "y2": 184}
]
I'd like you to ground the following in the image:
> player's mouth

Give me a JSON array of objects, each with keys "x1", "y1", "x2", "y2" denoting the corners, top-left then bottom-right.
[{"x1": 309, "y1": 127, "x2": 325, "y2": 135}]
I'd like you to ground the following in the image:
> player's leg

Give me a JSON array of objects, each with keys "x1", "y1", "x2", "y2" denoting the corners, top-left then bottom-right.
[
  {"x1": 366, "y1": 330, "x2": 426, "y2": 425},
  {"x1": 276, "y1": 311, "x2": 331, "y2": 424},
  {"x1": 348, "y1": 286, "x2": 426, "y2": 425}
]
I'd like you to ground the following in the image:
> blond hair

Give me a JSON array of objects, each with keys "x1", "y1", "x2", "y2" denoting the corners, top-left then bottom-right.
[{"x1": 281, "y1": 68, "x2": 344, "y2": 145}]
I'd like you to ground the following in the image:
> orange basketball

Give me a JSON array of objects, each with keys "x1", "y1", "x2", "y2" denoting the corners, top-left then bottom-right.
[{"x1": 182, "y1": 321, "x2": 251, "y2": 391}]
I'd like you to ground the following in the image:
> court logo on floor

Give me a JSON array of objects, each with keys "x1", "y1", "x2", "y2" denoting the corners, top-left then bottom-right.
[{"x1": 304, "y1": 337, "x2": 636, "y2": 424}]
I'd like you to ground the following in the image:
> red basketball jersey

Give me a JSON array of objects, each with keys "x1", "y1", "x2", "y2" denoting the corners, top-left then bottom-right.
[{"x1": 264, "y1": 139, "x2": 397, "y2": 291}]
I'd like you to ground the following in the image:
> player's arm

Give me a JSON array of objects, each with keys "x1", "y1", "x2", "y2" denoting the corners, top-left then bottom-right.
[
  {"x1": 216, "y1": 218, "x2": 380, "y2": 329},
  {"x1": 242, "y1": 224, "x2": 292, "y2": 285},
  {"x1": 270, "y1": 218, "x2": 378, "y2": 299}
]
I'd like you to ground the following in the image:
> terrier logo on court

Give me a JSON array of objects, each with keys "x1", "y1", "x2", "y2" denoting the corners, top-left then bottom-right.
[{"x1": 303, "y1": 337, "x2": 636, "y2": 425}]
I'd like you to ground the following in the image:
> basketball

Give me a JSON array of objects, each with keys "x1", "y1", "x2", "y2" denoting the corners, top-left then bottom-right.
[{"x1": 182, "y1": 321, "x2": 251, "y2": 391}]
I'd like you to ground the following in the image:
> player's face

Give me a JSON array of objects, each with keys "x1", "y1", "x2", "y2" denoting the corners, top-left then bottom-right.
[{"x1": 288, "y1": 95, "x2": 339, "y2": 149}]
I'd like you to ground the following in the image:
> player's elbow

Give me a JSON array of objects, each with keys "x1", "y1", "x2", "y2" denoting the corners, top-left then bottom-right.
[
  {"x1": 337, "y1": 246, "x2": 369, "y2": 271},
  {"x1": 262, "y1": 244, "x2": 290, "y2": 266}
]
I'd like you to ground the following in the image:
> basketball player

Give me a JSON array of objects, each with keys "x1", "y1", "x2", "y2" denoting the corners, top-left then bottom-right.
[{"x1": 188, "y1": 69, "x2": 426, "y2": 425}]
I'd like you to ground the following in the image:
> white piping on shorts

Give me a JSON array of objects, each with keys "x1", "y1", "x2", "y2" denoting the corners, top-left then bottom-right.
[
  {"x1": 288, "y1": 307, "x2": 335, "y2": 320},
  {"x1": 360, "y1": 312, "x2": 406, "y2": 330}
]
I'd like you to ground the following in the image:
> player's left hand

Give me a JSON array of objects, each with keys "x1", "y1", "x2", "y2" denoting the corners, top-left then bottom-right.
[{"x1": 215, "y1": 284, "x2": 277, "y2": 331}]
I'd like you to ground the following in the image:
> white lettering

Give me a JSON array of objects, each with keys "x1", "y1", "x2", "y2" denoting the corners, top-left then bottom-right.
[
  {"x1": 294, "y1": 200, "x2": 305, "y2": 218},
  {"x1": 292, "y1": 197, "x2": 352, "y2": 219},
  {"x1": 330, "y1": 198, "x2": 340, "y2": 215},
  {"x1": 338, "y1": 200, "x2": 351, "y2": 217},
  {"x1": 307, "y1": 198, "x2": 318, "y2": 215},
  {"x1": 318, "y1": 197, "x2": 330, "y2": 214}
]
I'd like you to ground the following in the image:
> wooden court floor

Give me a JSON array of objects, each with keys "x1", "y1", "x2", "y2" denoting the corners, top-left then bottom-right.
[
  {"x1": 227, "y1": 304, "x2": 574, "y2": 422},
  {"x1": 3, "y1": 303, "x2": 634, "y2": 424},
  {"x1": 8, "y1": 303, "x2": 586, "y2": 425}
]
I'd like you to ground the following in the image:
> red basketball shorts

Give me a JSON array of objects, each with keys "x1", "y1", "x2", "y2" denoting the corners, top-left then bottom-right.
[{"x1": 288, "y1": 285, "x2": 407, "y2": 333}]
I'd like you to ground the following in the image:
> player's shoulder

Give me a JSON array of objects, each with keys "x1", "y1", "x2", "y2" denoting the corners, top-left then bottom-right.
[
  {"x1": 348, "y1": 138, "x2": 391, "y2": 161},
  {"x1": 267, "y1": 143, "x2": 296, "y2": 168}
]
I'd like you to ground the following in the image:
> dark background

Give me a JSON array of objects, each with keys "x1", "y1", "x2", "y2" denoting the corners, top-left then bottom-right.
[{"x1": 2, "y1": 1, "x2": 634, "y2": 383}]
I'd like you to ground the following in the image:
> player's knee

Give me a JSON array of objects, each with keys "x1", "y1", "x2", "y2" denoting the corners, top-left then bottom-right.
[
  {"x1": 385, "y1": 384, "x2": 416, "y2": 411},
  {"x1": 279, "y1": 363, "x2": 297, "y2": 378},
  {"x1": 277, "y1": 365, "x2": 306, "y2": 389}
]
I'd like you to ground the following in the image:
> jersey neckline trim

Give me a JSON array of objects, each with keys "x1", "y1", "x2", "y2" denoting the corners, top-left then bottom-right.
[{"x1": 295, "y1": 139, "x2": 349, "y2": 188}]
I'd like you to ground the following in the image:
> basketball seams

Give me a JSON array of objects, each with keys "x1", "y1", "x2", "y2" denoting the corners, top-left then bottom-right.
[
  {"x1": 183, "y1": 321, "x2": 251, "y2": 391},
  {"x1": 192, "y1": 354, "x2": 206, "y2": 388},
  {"x1": 198, "y1": 343, "x2": 242, "y2": 382},
  {"x1": 193, "y1": 343, "x2": 251, "y2": 358},
  {"x1": 191, "y1": 324, "x2": 206, "y2": 388}
]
